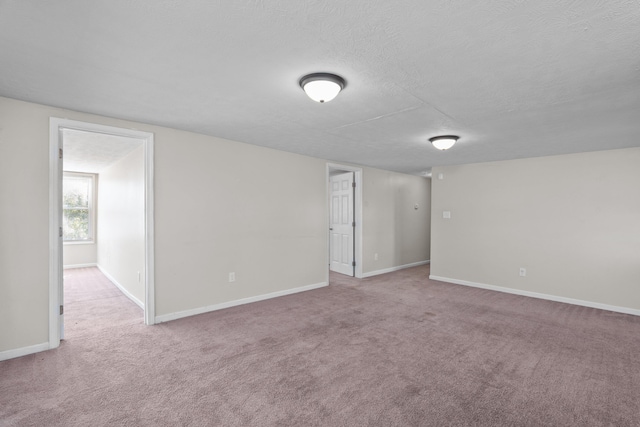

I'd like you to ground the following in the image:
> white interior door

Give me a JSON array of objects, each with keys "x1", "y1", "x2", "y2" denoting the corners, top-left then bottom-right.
[{"x1": 330, "y1": 172, "x2": 354, "y2": 276}]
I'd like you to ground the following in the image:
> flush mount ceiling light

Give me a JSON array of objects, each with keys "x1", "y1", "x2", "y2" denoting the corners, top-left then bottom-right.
[
  {"x1": 429, "y1": 135, "x2": 459, "y2": 150},
  {"x1": 299, "y1": 73, "x2": 346, "y2": 103}
]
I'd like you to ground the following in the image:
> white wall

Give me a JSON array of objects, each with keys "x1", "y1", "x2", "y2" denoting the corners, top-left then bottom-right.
[
  {"x1": 362, "y1": 168, "x2": 431, "y2": 275},
  {"x1": 430, "y1": 148, "x2": 640, "y2": 312},
  {"x1": 97, "y1": 145, "x2": 145, "y2": 305},
  {"x1": 0, "y1": 98, "x2": 50, "y2": 352},
  {"x1": 154, "y1": 129, "x2": 327, "y2": 317},
  {"x1": 63, "y1": 243, "x2": 97, "y2": 268}
]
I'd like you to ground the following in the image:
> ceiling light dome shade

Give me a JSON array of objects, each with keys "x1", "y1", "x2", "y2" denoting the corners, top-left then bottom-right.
[
  {"x1": 429, "y1": 135, "x2": 459, "y2": 150},
  {"x1": 300, "y1": 73, "x2": 346, "y2": 103}
]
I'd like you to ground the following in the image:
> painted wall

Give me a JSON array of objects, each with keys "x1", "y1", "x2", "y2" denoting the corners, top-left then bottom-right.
[
  {"x1": 0, "y1": 96, "x2": 431, "y2": 356},
  {"x1": 154, "y1": 128, "x2": 327, "y2": 317},
  {"x1": 430, "y1": 148, "x2": 640, "y2": 311},
  {"x1": 0, "y1": 98, "x2": 50, "y2": 352},
  {"x1": 63, "y1": 243, "x2": 97, "y2": 268},
  {"x1": 97, "y1": 146, "x2": 145, "y2": 305},
  {"x1": 362, "y1": 168, "x2": 431, "y2": 275}
]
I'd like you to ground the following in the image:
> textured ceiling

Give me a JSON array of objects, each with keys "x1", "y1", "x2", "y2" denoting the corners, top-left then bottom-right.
[
  {"x1": 1, "y1": 1, "x2": 639, "y2": 175},
  {"x1": 63, "y1": 129, "x2": 142, "y2": 174}
]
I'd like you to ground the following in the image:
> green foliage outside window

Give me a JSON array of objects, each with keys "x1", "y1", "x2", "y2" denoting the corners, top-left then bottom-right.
[{"x1": 63, "y1": 174, "x2": 93, "y2": 241}]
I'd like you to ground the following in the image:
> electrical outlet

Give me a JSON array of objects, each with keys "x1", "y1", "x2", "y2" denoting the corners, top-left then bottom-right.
[
  {"x1": 228, "y1": 272, "x2": 235, "y2": 282},
  {"x1": 137, "y1": 271, "x2": 141, "y2": 283},
  {"x1": 519, "y1": 268, "x2": 526, "y2": 277},
  {"x1": 374, "y1": 253, "x2": 378, "y2": 261}
]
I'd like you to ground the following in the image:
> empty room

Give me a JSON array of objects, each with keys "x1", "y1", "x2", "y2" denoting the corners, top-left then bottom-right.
[{"x1": 1, "y1": 1, "x2": 639, "y2": 426}]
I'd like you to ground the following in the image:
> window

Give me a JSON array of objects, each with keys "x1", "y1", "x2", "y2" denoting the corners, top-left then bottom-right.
[{"x1": 63, "y1": 172, "x2": 95, "y2": 242}]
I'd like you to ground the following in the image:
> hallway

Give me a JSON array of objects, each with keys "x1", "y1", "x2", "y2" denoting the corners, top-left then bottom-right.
[{"x1": 63, "y1": 267, "x2": 143, "y2": 340}]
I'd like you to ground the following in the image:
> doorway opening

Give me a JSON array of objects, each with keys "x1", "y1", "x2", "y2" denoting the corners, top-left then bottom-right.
[
  {"x1": 49, "y1": 118, "x2": 155, "y2": 350},
  {"x1": 327, "y1": 163, "x2": 363, "y2": 281}
]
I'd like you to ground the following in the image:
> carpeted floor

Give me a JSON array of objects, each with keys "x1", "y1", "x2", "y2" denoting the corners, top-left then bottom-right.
[{"x1": 1, "y1": 265, "x2": 639, "y2": 426}]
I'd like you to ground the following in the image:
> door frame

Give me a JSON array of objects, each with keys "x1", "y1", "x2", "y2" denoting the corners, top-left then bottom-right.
[
  {"x1": 326, "y1": 163, "x2": 363, "y2": 279},
  {"x1": 48, "y1": 118, "x2": 155, "y2": 349}
]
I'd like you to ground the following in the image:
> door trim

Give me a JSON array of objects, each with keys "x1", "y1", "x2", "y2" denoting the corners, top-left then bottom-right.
[
  {"x1": 326, "y1": 163, "x2": 363, "y2": 279},
  {"x1": 49, "y1": 118, "x2": 155, "y2": 349}
]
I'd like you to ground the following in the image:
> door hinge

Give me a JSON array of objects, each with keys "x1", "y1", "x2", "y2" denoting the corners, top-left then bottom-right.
[
  {"x1": 59, "y1": 227, "x2": 63, "y2": 237},
  {"x1": 352, "y1": 182, "x2": 356, "y2": 188},
  {"x1": 59, "y1": 305, "x2": 64, "y2": 315},
  {"x1": 59, "y1": 148, "x2": 63, "y2": 159},
  {"x1": 352, "y1": 261, "x2": 356, "y2": 267},
  {"x1": 352, "y1": 222, "x2": 355, "y2": 227}
]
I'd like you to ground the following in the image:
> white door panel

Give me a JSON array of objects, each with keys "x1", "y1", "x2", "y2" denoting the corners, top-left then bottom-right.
[{"x1": 329, "y1": 172, "x2": 354, "y2": 276}]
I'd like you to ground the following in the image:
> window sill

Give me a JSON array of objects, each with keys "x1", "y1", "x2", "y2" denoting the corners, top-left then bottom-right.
[{"x1": 63, "y1": 240, "x2": 96, "y2": 245}]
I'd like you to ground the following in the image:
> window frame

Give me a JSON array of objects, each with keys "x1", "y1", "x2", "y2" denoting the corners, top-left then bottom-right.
[{"x1": 62, "y1": 171, "x2": 97, "y2": 244}]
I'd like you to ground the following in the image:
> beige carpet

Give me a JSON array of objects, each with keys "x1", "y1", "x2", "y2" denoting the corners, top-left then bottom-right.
[{"x1": 1, "y1": 266, "x2": 639, "y2": 426}]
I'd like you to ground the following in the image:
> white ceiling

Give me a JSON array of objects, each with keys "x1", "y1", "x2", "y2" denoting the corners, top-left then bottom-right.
[
  {"x1": 62, "y1": 129, "x2": 142, "y2": 174},
  {"x1": 1, "y1": 1, "x2": 639, "y2": 175}
]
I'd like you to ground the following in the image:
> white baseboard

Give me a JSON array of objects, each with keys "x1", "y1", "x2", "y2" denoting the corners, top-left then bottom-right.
[
  {"x1": 362, "y1": 260, "x2": 430, "y2": 278},
  {"x1": 429, "y1": 275, "x2": 640, "y2": 317},
  {"x1": 97, "y1": 265, "x2": 145, "y2": 309},
  {"x1": 155, "y1": 281, "x2": 328, "y2": 324},
  {"x1": 63, "y1": 263, "x2": 97, "y2": 269},
  {"x1": 0, "y1": 342, "x2": 50, "y2": 362}
]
